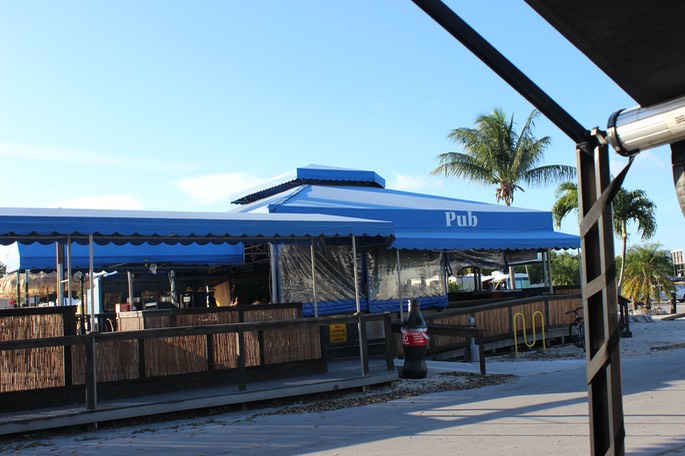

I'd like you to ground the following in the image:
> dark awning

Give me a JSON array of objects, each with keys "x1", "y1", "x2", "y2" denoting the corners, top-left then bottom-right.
[{"x1": 525, "y1": 1, "x2": 685, "y2": 107}]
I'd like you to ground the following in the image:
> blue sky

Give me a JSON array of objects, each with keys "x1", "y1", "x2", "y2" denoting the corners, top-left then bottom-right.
[{"x1": 1, "y1": 1, "x2": 682, "y2": 253}]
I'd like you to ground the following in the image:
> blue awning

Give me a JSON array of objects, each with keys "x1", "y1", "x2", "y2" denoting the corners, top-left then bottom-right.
[
  {"x1": 0, "y1": 207, "x2": 395, "y2": 246},
  {"x1": 3, "y1": 241, "x2": 245, "y2": 273}
]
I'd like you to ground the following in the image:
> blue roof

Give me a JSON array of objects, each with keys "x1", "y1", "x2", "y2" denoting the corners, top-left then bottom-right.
[
  {"x1": 233, "y1": 184, "x2": 580, "y2": 251},
  {"x1": 231, "y1": 164, "x2": 385, "y2": 204}
]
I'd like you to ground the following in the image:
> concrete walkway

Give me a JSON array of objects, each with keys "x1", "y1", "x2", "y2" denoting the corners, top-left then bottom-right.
[{"x1": 2, "y1": 346, "x2": 684, "y2": 455}]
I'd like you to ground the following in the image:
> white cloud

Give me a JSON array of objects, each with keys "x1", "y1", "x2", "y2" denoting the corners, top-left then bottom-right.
[
  {"x1": 634, "y1": 147, "x2": 670, "y2": 169},
  {"x1": 50, "y1": 195, "x2": 145, "y2": 210},
  {"x1": 0, "y1": 142, "x2": 195, "y2": 173},
  {"x1": 387, "y1": 172, "x2": 445, "y2": 193},
  {"x1": 174, "y1": 172, "x2": 273, "y2": 205},
  {"x1": 610, "y1": 146, "x2": 669, "y2": 176}
]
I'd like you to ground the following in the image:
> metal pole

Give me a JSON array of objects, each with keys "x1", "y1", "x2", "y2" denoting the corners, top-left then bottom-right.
[
  {"x1": 310, "y1": 237, "x2": 318, "y2": 317},
  {"x1": 89, "y1": 234, "x2": 96, "y2": 332},
  {"x1": 127, "y1": 271, "x2": 134, "y2": 310},
  {"x1": 79, "y1": 274, "x2": 86, "y2": 334},
  {"x1": 577, "y1": 137, "x2": 625, "y2": 455},
  {"x1": 396, "y1": 249, "x2": 404, "y2": 321},
  {"x1": 269, "y1": 243, "x2": 278, "y2": 303},
  {"x1": 56, "y1": 242, "x2": 64, "y2": 306},
  {"x1": 352, "y1": 236, "x2": 361, "y2": 314},
  {"x1": 169, "y1": 270, "x2": 176, "y2": 307},
  {"x1": 24, "y1": 269, "x2": 29, "y2": 307},
  {"x1": 15, "y1": 270, "x2": 20, "y2": 305},
  {"x1": 352, "y1": 236, "x2": 366, "y2": 376},
  {"x1": 67, "y1": 236, "x2": 73, "y2": 307},
  {"x1": 546, "y1": 248, "x2": 554, "y2": 294}
]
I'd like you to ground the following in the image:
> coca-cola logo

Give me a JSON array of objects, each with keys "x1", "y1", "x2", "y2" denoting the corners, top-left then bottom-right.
[{"x1": 401, "y1": 328, "x2": 429, "y2": 346}]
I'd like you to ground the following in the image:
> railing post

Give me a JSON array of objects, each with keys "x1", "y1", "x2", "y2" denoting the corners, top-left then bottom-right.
[
  {"x1": 206, "y1": 333, "x2": 214, "y2": 372},
  {"x1": 383, "y1": 313, "x2": 395, "y2": 371},
  {"x1": 84, "y1": 333, "x2": 97, "y2": 410},
  {"x1": 237, "y1": 327, "x2": 246, "y2": 391},
  {"x1": 358, "y1": 314, "x2": 369, "y2": 376},
  {"x1": 477, "y1": 334, "x2": 486, "y2": 375}
]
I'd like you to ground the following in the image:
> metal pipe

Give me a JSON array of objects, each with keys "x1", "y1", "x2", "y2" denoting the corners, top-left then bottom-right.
[
  {"x1": 67, "y1": 236, "x2": 73, "y2": 307},
  {"x1": 269, "y1": 243, "x2": 278, "y2": 303},
  {"x1": 127, "y1": 271, "x2": 134, "y2": 310},
  {"x1": 310, "y1": 237, "x2": 318, "y2": 317},
  {"x1": 15, "y1": 270, "x2": 20, "y2": 305},
  {"x1": 546, "y1": 248, "x2": 554, "y2": 294},
  {"x1": 24, "y1": 269, "x2": 29, "y2": 307},
  {"x1": 396, "y1": 249, "x2": 404, "y2": 321},
  {"x1": 89, "y1": 234, "x2": 96, "y2": 332},
  {"x1": 56, "y1": 242, "x2": 64, "y2": 306},
  {"x1": 352, "y1": 236, "x2": 366, "y2": 377}
]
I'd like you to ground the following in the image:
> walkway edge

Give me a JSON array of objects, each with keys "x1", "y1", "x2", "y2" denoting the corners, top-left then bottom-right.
[{"x1": 0, "y1": 370, "x2": 398, "y2": 436}]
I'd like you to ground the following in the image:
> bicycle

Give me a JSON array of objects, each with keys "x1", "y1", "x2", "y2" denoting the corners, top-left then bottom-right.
[{"x1": 565, "y1": 306, "x2": 585, "y2": 351}]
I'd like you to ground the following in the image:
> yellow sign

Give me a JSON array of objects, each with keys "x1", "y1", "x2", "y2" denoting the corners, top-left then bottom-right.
[{"x1": 329, "y1": 323, "x2": 347, "y2": 343}]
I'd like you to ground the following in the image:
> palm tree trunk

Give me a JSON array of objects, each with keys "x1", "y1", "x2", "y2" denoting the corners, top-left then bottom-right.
[{"x1": 618, "y1": 223, "x2": 627, "y2": 293}]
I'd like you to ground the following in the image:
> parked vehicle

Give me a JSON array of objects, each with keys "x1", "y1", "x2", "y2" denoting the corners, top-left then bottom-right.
[{"x1": 659, "y1": 278, "x2": 685, "y2": 302}]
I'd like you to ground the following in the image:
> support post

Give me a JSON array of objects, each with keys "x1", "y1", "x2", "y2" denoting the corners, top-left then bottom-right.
[
  {"x1": 396, "y1": 249, "x2": 404, "y2": 321},
  {"x1": 127, "y1": 271, "x2": 134, "y2": 310},
  {"x1": 237, "y1": 328, "x2": 246, "y2": 391},
  {"x1": 310, "y1": 237, "x2": 318, "y2": 317},
  {"x1": 383, "y1": 313, "x2": 395, "y2": 371},
  {"x1": 577, "y1": 137, "x2": 625, "y2": 455},
  {"x1": 24, "y1": 269, "x2": 29, "y2": 307},
  {"x1": 15, "y1": 270, "x2": 20, "y2": 305},
  {"x1": 269, "y1": 243, "x2": 278, "y2": 303},
  {"x1": 66, "y1": 236, "x2": 73, "y2": 307},
  {"x1": 56, "y1": 242, "x2": 64, "y2": 306},
  {"x1": 88, "y1": 234, "x2": 96, "y2": 332},
  {"x1": 84, "y1": 333, "x2": 98, "y2": 410},
  {"x1": 546, "y1": 248, "x2": 554, "y2": 294},
  {"x1": 352, "y1": 236, "x2": 366, "y2": 376}
]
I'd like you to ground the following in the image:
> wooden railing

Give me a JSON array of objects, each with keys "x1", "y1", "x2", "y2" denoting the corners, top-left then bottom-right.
[
  {"x1": 0, "y1": 292, "x2": 581, "y2": 413},
  {"x1": 391, "y1": 291, "x2": 583, "y2": 358},
  {"x1": 0, "y1": 311, "x2": 394, "y2": 413}
]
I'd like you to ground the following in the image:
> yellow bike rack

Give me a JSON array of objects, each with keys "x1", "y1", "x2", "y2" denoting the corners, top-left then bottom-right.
[{"x1": 513, "y1": 311, "x2": 546, "y2": 354}]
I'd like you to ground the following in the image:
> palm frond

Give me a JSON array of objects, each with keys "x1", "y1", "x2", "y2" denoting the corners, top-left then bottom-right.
[
  {"x1": 433, "y1": 108, "x2": 573, "y2": 204},
  {"x1": 522, "y1": 164, "x2": 576, "y2": 187}
]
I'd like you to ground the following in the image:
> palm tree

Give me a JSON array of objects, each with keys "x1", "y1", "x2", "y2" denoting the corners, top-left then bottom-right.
[
  {"x1": 613, "y1": 189, "x2": 657, "y2": 288},
  {"x1": 551, "y1": 181, "x2": 657, "y2": 289},
  {"x1": 552, "y1": 181, "x2": 578, "y2": 229},
  {"x1": 622, "y1": 243, "x2": 673, "y2": 309},
  {"x1": 432, "y1": 108, "x2": 575, "y2": 206}
]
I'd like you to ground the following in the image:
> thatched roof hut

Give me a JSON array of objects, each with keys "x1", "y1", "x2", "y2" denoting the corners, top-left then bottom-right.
[{"x1": 0, "y1": 272, "x2": 88, "y2": 299}]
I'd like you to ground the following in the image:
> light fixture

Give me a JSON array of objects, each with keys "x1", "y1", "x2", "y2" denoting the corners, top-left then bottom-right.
[
  {"x1": 607, "y1": 94, "x2": 685, "y2": 218},
  {"x1": 607, "y1": 94, "x2": 685, "y2": 156},
  {"x1": 149, "y1": 263, "x2": 158, "y2": 275}
]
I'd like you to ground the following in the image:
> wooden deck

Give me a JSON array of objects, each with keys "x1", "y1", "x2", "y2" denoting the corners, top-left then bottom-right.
[{"x1": 0, "y1": 356, "x2": 397, "y2": 436}]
